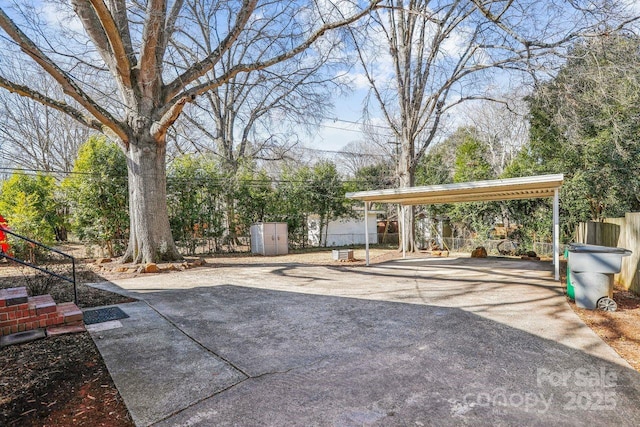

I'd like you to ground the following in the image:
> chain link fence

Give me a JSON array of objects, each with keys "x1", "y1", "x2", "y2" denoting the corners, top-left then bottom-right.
[
  {"x1": 435, "y1": 238, "x2": 553, "y2": 256},
  {"x1": 73, "y1": 235, "x2": 554, "y2": 257}
]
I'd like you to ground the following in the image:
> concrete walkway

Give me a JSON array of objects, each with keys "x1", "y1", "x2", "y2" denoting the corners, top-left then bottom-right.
[{"x1": 89, "y1": 257, "x2": 640, "y2": 426}]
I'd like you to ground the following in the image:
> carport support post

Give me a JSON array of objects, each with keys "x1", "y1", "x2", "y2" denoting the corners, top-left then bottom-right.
[
  {"x1": 364, "y1": 202, "x2": 370, "y2": 266},
  {"x1": 401, "y1": 205, "x2": 406, "y2": 259},
  {"x1": 553, "y1": 188, "x2": 560, "y2": 280}
]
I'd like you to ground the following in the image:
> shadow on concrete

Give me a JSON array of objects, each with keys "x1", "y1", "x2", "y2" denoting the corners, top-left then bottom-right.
[
  {"x1": 94, "y1": 257, "x2": 586, "y2": 352},
  {"x1": 95, "y1": 282, "x2": 640, "y2": 426},
  {"x1": 258, "y1": 259, "x2": 566, "y2": 311},
  {"x1": 251, "y1": 258, "x2": 557, "y2": 289}
]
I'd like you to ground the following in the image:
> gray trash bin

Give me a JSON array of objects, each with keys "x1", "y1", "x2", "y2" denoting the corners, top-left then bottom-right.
[{"x1": 567, "y1": 243, "x2": 632, "y2": 309}]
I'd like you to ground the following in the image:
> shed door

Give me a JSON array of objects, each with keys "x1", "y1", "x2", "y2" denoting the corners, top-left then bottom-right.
[{"x1": 275, "y1": 223, "x2": 288, "y2": 255}]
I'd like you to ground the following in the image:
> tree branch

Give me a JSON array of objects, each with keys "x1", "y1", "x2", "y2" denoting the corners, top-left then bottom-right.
[
  {"x1": 151, "y1": 94, "x2": 193, "y2": 141},
  {"x1": 163, "y1": 0, "x2": 259, "y2": 102},
  {"x1": 0, "y1": 76, "x2": 107, "y2": 135},
  {"x1": 165, "y1": 0, "x2": 381, "y2": 107},
  {"x1": 0, "y1": 7, "x2": 128, "y2": 143},
  {"x1": 87, "y1": 0, "x2": 133, "y2": 87},
  {"x1": 139, "y1": 0, "x2": 167, "y2": 101},
  {"x1": 70, "y1": 1, "x2": 114, "y2": 68},
  {"x1": 107, "y1": 0, "x2": 135, "y2": 66},
  {"x1": 470, "y1": 0, "x2": 593, "y2": 49},
  {"x1": 160, "y1": 0, "x2": 185, "y2": 56}
]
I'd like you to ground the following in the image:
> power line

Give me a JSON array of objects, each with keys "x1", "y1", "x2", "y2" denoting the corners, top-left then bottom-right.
[
  {"x1": 298, "y1": 147, "x2": 389, "y2": 157},
  {"x1": 316, "y1": 115, "x2": 392, "y2": 131}
]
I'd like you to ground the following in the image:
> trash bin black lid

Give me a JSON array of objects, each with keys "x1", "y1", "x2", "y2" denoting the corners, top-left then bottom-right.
[{"x1": 568, "y1": 243, "x2": 632, "y2": 255}]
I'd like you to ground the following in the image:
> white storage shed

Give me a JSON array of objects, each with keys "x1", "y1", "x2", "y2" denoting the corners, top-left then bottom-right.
[{"x1": 250, "y1": 222, "x2": 288, "y2": 256}]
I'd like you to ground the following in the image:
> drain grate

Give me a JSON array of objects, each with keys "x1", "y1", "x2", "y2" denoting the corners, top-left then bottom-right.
[{"x1": 83, "y1": 307, "x2": 130, "y2": 325}]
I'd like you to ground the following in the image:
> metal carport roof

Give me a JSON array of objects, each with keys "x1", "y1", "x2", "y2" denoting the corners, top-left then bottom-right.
[
  {"x1": 345, "y1": 174, "x2": 564, "y2": 279},
  {"x1": 345, "y1": 174, "x2": 564, "y2": 205}
]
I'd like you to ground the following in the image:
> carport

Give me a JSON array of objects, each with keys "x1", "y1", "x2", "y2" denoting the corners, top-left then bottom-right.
[{"x1": 345, "y1": 174, "x2": 564, "y2": 280}]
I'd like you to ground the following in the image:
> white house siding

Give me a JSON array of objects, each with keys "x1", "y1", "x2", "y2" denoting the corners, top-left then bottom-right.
[{"x1": 308, "y1": 213, "x2": 378, "y2": 247}]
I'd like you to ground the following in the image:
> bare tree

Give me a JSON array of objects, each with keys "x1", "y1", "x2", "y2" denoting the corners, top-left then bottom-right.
[
  {"x1": 0, "y1": 0, "x2": 380, "y2": 263},
  {"x1": 337, "y1": 139, "x2": 392, "y2": 177},
  {"x1": 351, "y1": 0, "x2": 638, "y2": 252},
  {"x1": 0, "y1": 71, "x2": 92, "y2": 173},
  {"x1": 175, "y1": 43, "x2": 343, "y2": 170},
  {"x1": 459, "y1": 94, "x2": 528, "y2": 175}
]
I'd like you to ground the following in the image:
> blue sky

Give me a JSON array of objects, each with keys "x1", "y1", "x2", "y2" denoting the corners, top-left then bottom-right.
[{"x1": 305, "y1": 90, "x2": 371, "y2": 152}]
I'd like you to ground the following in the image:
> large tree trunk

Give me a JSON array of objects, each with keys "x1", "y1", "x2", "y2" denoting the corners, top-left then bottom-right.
[
  {"x1": 222, "y1": 161, "x2": 240, "y2": 247},
  {"x1": 398, "y1": 203, "x2": 415, "y2": 253},
  {"x1": 398, "y1": 138, "x2": 415, "y2": 253},
  {"x1": 122, "y1": 135, "x2": 182, "y2": 264}
]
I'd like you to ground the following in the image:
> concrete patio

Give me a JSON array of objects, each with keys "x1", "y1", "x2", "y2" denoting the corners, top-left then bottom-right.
[{"x1": 89, "y1": 257, "x2": 640, "y2": 426}]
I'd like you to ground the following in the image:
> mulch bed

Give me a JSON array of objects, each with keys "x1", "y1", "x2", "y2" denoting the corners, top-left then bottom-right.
[
  {"x1": 0, "y1": 333, "x2": 133, "y2": 426},
  {"x1": 0, "y1": 263, "x2": 136, "y2": 309},
  {"x1": 570, "y1": 286, "x2": 640, "y2": 371},
  {"x1": 559, "y1": 260, "x2": 640, "y2": 372},
  {"x1": 0, "y1": 260, "x2": 135, "y2": 425}
]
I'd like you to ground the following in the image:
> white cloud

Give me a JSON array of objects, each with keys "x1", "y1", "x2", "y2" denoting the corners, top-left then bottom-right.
[
  {"x1": 39, "y1": 2, "x2": 84, "y2": 34},
  {"x1": 334, "y1": 70, "x2": 371, "y2": 90},
  {"x1": 440, "y1": 25, "x2": 473, "y2": 58},
  {"x1": 351, "y1": 72, "x2": 371, "y2": 89}
]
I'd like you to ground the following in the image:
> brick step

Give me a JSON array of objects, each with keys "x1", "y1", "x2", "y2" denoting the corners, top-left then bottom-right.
[
  {"x1": 55, "y1": 302, "x2": 84, "y2": 323},
  {"x1": 1, "y1": 294, "x2": 57, "y2": 317},
  {"x1": 29, "y1": 294, "x2": 57, "y2": 315},
  {"x1": 0, "y1": 287, "x2": 28, "y2": 308},
  {"x1": 0, "y1": 292, "x2": 84, "y2": 336},
  {"x1": 47, "y1": 321, "x2": 86, "y2": 337}
]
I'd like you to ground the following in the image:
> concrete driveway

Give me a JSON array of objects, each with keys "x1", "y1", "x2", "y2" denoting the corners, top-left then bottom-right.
[{"x1": 89, "y1": 257, "x2": 640, "y2": 426}]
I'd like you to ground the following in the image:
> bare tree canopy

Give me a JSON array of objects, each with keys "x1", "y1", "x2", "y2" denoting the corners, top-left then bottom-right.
[
  {"x1": 459, "y1": 94, "x2": 529, "y2": 175},
  {"x1": 0, "y1": 0, "x2": 380, "y2": 263},
  {"x1": 172, "y1": 12, "x2": 350, "y2": 169},
  {"x1": 0, "y1": 69, "x2": 92, "y2": 173},
  {"x1": 337, "y1": 139, "x2": 393, "y2": 177}
]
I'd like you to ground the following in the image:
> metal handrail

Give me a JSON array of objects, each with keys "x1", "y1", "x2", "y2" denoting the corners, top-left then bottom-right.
[{"x1": 0, "y1": 226, "x2": 77, "y2": 305}]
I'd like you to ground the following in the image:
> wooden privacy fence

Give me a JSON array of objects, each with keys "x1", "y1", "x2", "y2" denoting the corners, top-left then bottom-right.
[{"x1": 576, "y1": 212, "x2": 640, "y2": 294}]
